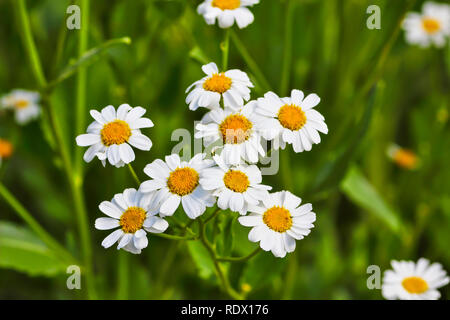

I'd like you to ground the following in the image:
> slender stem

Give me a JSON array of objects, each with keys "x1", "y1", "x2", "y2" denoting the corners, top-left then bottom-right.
[
  {"x1": 127, "y1": 164, "x2": 141, "y2": 186},
  {"x1": 281, "y1": 250, "x2": 298, "y2": 299},
  {"x1": 152, "y1": 233, "x2": 197, "y2": 241},
  {"x1": 204, "y1": 207, "x2": 221, "y2": 224},
  {"x1": 154, "y1": 218, "x2": 196, "y2": 298},
  {"x1": 229, "y1": 30, "x2": 271, "y2": 92},
  {"x1": 75, "y1": 0, "x2": 89, "y2": 176},
  {"x1": 221, "y1": 29, "x2": 231, "y2": 71},
  {"x1": 198, "y1": 218, "x2": 243, "y2": 300},
  {"x1": 15, "y1": 0, "x2": 46, "y2": 89},
  {"x1": 14, "y1": 0, "x2": 97, "y2": 299},
  {"x1": 117, "y1": 251, "x2": 129, "y2": 299},
  {"x1": 217, "y1": 247, "x2": 262, "y2": 262},
  {"x1": 0, "y1": 182, "x2": 77, "y2": 265},
  {"x1": 279, "y1": 0, "x2": 296, "y2": 96}
]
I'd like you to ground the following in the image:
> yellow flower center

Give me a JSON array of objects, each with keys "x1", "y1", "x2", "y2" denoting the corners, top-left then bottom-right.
[
  {"x1": 219, "y1": 114, "x2": 253, "y2": 144},
  {"x1": 167, "y1": 167, "x2": 199, "y2": 196},
  {"x1": 14, "y1": 99, "x2": 30, "y2": 109},
  {"x1": 120, "y1": 207, "x2": 146, "y2": 233},
  {"x1": 263, "y1": 206, "x2": 293, "y2": 233},
  {"x1": 402, "y1": 276, "x2": 429, "y2": 294},
  {"x1": 203, "y1": 73, "x2": 232, "y2": 94},
  {"x1": 100, "y1": 120, "x2": 131, "y2": 146},
  {"x1": 0, "y1": 139, "x2": 13, "y2": 158},
  {"x1": 278, "y1": 104, "x2": 307, "y2": 131},
  {"x1": 422, "y1": 18, "x2": 441, "y2": 34},
  {"x1": 393, "y1": 149, "x2": 418, "y2": 170},
  {"x1": 212, "y1": 0, "x2": 240, "y2": 10},
  {"x1": 223, "y1": 170, "x2": 249, "y2": 193}
]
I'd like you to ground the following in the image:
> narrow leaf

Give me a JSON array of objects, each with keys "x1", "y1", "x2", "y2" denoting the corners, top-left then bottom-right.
[{"x1": 340, "y1": 165, "x2": 401, "y2": 233}]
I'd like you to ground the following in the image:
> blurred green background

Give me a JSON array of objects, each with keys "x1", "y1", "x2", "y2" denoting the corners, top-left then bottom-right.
[{"x1": 0, "y1": 0, "x2": 449, "y2": 299}]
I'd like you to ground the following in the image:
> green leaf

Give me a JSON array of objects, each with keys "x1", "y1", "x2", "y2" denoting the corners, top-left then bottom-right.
[
  {"x1": 47, "y1": 37, "x2": 131, "y2": 90},
  {"x1": 340, "y1": 165, "x2": 401, "y2": 233},
  {"x1": 240, "y1": 252, "x2": 287, "y2": 290},
  {"x1": 0, "y1": 221, "x2": 68, "y2": 277},
  {"x1": 216, "y1": 214, "x2": 235, "y2": 257},
  {"x1": 189, "y1": 46, "x2": 210, "y2": 65},
  {"x1": 186, "y1": 241, "x2": 215, "y2": 279}
]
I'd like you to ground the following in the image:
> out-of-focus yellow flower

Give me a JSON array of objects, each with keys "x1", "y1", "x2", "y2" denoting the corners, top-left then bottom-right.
[
  {"x1": 387, "y1": 144, "x2": 419, "y2": 170},
  {"x1": 0, "y1": 139, "x2": 13, "y2": 166}
]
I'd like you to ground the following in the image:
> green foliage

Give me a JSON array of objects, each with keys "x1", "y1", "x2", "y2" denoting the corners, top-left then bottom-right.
[
  {"x1": 0, "y1": 0, "x2": 449, "y2": 300},
  {"x1": 341, "y1": 165, "x2": 402, "y2": 233},
  {"x1": 0, "y1": 221, "x2": 67, "y2": 277}
]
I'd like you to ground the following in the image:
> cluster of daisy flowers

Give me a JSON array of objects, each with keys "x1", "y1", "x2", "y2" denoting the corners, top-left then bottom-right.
[
  {"x1": 75, "y1": 59, "x2": 327, "y2": 259},
  {"x1": 402, "y1": 1, "x2": 450, "y2": 48},
  {"x1": 71, "y1": 0, "x2": 450, "y2": 299}
]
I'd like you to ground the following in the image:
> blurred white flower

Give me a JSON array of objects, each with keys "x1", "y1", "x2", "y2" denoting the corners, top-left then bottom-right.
[
  {"x1": 197, "y1": 0, "x2": 259, "y2": 29},
  {"x1": 140, "y1": 153, "x2": 216, "y2": 219},
  {"x1": 382, "y1": 258, "x2": 449, "y2": 300},
  {"x1": 238, "y1": 191, "x2": 316, "y2": 258},
  {"x1": 256, "y1": 89, "x2": 328, "y2": 153},
  {"x1": 95, "y1": 188, "x2": 169, "y2": 254},
  {"x1": 186, "y1": 62, "x2": 253, "y2": 111},
  {"x1": 1, "y1": 89, "x2": 40, "y2": 125},
  {"x1": 76, "y1": 104, "x2": 153, "y2": 168},
  {"x1": 402, "y1": 1, "x2": 450, "y2": 48},
  {"x1": 200, "y1": 154, "x2": 271, "y2": 215}
]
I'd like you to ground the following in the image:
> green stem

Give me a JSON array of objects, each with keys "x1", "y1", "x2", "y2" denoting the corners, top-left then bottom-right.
[
  {"x1": 14, "y1": 0, "x2": 97, "y2": 299},
  {"x1": 281, "y1": 250, "x2": 298, "y2": 299},
  {"x1": 198, "y1": 219, "x2": 243, "y2": 300},
  {"x1": 15, "y1": 0, "x2": 46, "y2": 89},
  {"x1": 204, "y1": 207, "x2": 221, "y2": 224},
  {"x1": 221, "y1": 29, "x2": 231, "y2": 71},
  {"x1": 229, "y1": 30, "x2": 271, "y2": 92},
  {"x1": 75, "y1": 0, "x2": 90, "y2": 176},
  {"x1": 117, "y1": 251, "x2": 129, "y2": 299},
  {"x1": 152, "y1": 233, "x2": 197, "y2": 241},
  {"x1": 279, "y1": 0, "x2": 296, "y2": 96},
  {"x1": 0, "y1": 182, "x2": 77, "y2": 265},
  {"x1": 217, "y1": 247, "x2": 262, "y2": 262},
  {"x1": 127, "y1": 164, "x2": 141, "y2": 186}
]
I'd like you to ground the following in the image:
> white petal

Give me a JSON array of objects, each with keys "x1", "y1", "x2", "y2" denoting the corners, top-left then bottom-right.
[
  {"x1": 76, "y1": 134, "x2": 100, "y2": 147},
  {"x1": 95, "y1": 217, "x2": 119, "y2": 230},
  {"x1": 101, "y1": 229, "x2": 123, "y2": 248},
  {"x1": 99, "y1": 201, "x2": 122, "y2": 219}
]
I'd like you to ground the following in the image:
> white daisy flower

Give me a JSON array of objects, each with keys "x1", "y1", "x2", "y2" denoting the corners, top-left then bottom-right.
[
  {"x1": 402, "y1": 1, "x2": 450, "y2": 48},
  {"x1": 238, "y1": 191, "x2": 316, "y2": 258},
  {"x1": 197, "y1": 0, "x2": 259, "y2": 29},
  {"x1": 256, "y1": 89, "x2": 328, "y2": 153},
  {"x1": 382, "y1": 258, "x2": 449, "y2": 300},
  {"x1": 0, "y1": 138, "x2": 13, "y2": 168},
  {"x1": 140, "y1": 153, "x2": 216, "y2": 219},
  {"x1": 95, "y1": 188, "x2": 169, "y2": 254},
  {"x1": 1, "y1": 89, "x2": 40, "y2": 125},
  {"x1": 195, "y1": 101, "x2": 265, "y2": 165},
  {"x1": 75, "y1": 104, "x2": 153, "y2": 168},
  {"x1": 200, "y1": 154, "x2": 271, "y2": 215},
  {"x1": 186, "y1": 62, "x2": 253, "y2": 111}
]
